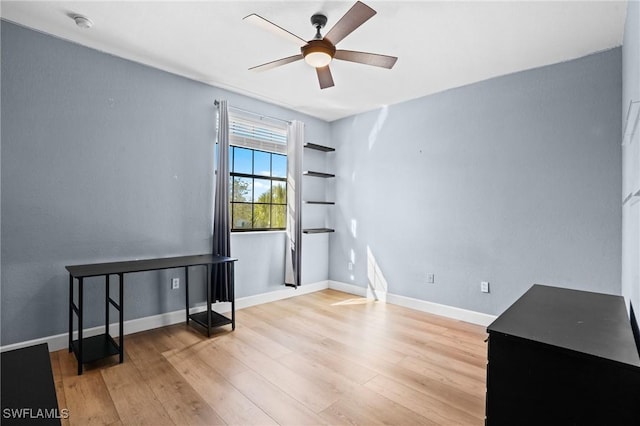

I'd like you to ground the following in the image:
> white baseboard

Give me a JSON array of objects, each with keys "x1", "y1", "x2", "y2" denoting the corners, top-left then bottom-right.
[
  {"x1": 234, "y1": 280, "x2": 329, "y2": 310},
  {"x1": 329, "y1": 280, "x2": 496, "y2": 326},
  {"x1": 328, "y1": 280, "x2": 367, "y2": 296},
  {"x1": 0, "y1": 280, "x2": 330, "y2": 353},
  {"x1": 0, "y1": 305, "x2": 210, "y2": 354},
  {"x1": 1, "y1": 280, "x2": 494, "y2": 353},
  {"x1": 385, "y1": 292, "x2": 496, "y2": 326}
]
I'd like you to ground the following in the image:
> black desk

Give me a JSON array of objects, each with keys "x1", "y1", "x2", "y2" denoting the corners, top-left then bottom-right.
[
  {"x1": 66, "y1": 254, "x2": 237, "y2": 375},
  {"x1": 1, "y1": 343, "x2": 61, "y2": 425},
  {"x1": 486, "y1": 284, "x2": 640, "y2": 425}
]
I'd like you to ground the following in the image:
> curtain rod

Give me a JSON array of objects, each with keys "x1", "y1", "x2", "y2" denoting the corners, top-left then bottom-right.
[{"x1": 214, "y1": 100, "x2": 291, "y2": 125}]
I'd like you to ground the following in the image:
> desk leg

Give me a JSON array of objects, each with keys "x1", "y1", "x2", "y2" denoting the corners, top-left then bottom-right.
[
  {"x1": 118, "y1": 273, "x2": 124, "y2": 364},
  {"x1": 185, "y1": 266, "x2": 190, "y2": 324},
  {"x1": 230, "y1": 262, "x2": 235, "y2": 331},
  {"x1": 105, "y1": 275, "x2": 110, "y2": 334},
  {"x1": 78, "y1": 277, "x2": 84, "y2": 375},
  {"x1": 68, "y1": 275, "x2": 73, "y2": 352},
  {"x1": 206, "y1": 264, "x2": 211, "y2": 337}
]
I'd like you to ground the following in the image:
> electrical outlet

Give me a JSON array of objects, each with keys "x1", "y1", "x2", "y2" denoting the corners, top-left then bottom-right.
[
  {"x1": 481, "y1": 281, "x2": 490, "y2": 293},
  {"x1": 171, "y1": 278, "x2": 180, "y2": 290},
  {"x1": 348, "y1": 262, "x2": 353, "y2": 271},
  {"x1": 427, "y1": 273, "x2": 435, "y2": 284}
]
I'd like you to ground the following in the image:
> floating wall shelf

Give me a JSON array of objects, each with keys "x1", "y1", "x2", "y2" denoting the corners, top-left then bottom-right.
[
  {"x1": 304, "y1": 142, "x2": 335, "y2": 152},
  {"x1": 302, "y1": 141, "x2": 335, "y2": 236},
  {"x1": 303, "y1": 171, "x2": 335, "y2": 178},
  {"x1": 303, "y1": 228, "x2": 335, "y2": 234}
]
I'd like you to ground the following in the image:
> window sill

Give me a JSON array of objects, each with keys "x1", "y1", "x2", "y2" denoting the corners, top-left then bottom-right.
[{"x1": 231, "y1": 230, "x2": 287, "y2": 236}]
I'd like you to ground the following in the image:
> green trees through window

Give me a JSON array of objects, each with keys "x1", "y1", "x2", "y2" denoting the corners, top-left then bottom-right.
[{"x1": 230, "y1": 146, "x2": 287, "y2": 231}]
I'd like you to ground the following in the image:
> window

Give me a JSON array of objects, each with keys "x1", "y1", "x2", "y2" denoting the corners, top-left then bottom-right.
[{"x1": 228, "y1": 113, "x2": 288, "y2": 231}]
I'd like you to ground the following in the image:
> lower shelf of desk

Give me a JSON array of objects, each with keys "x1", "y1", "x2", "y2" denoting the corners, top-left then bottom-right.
[
  {"x1": 72, "y1": 334, "x2": 120, "y2": 364},
  {"x1": 189, "y1": 310, "x2": 233, "y2": 330}
]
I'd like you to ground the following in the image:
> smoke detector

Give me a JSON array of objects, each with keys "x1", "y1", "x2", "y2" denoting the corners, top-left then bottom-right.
[{"x1": 73, "y1": 15, "x2": 93, "y2": 29}]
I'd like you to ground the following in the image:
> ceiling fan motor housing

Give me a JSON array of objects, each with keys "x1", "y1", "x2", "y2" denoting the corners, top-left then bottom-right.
[{"x1": 301, "y1": 39, "x2": 336, "y2": 58}]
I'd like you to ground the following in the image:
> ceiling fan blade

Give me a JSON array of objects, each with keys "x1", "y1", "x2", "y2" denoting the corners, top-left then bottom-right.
[
  {"x1": 249, "y1": 54, "x2": 303, "y2": 72},
  {"x1": 324, "y1": 1, "x2": 376, "y2": 46},
  {"x1": 243, "y1": 13, "x2": 307, "y2": 47},
  {"x1": 334, "y1": 50, "x2": 398, "y2": 69},
  {"x1": 316, "y1": 66, "x2": 335, "y2": 89}
]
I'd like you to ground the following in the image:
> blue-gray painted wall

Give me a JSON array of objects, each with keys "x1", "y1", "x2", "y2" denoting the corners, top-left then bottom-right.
[
  {"x1": 329, "y1": 48, "x2": 622, "y2": 315},
  {"x1": 0, "y1": 18, "x2": 626, "y2": 346},
  {"x1": 0, "y1": 21, "x2": 330, "y2": 346}
]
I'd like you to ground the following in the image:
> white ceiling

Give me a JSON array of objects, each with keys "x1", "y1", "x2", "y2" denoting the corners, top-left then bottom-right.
[{"x1": 0, "y1": 1, "x2": 628, "y2": 121}]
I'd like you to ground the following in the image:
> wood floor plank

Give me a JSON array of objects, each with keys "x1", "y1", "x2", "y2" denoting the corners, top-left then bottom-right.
[
  {"x1": 215, "y1": 334, "x2": 340, "y2": 413},
  {"x1": 234, "y1": 309, "x2": 266, "y2": 328},
  {"x1": 313, "y1": 336, "x2": 405, "y2": 377},
  {"x1": 160, "y1": 323, "x2": 210, "y2": 348},
  {"x1": 50, "y1": 351, "x2": 63, "y2": 382},
  {"x1": 277, "y1": 351, "x2": 361, "y2": 397},
  {"x1": 53, "y1": 289, "x2": 488, "y2": 425},
  {"x1": 247, "y1": 313, "x2": 408, "y2": 380},
  {"x1": 60, "y1": 371, "x2": 120, "y2": 425},
  {"x1": 398, "y1": 355, "x2": 486, "y2": 395},
  {"x1": 168, "y1": 347, "x2": 278, "y2": 425},
  {"x1": 231, "y1": 324, "x2": 293, "y2": 359},
  {"x1": 368, "y1": 326, "x2": 487, "y2": 370},
  {"x1": 312, "y1": 292, "x2": 486, "y2": 349},
  {"x1": 319, "y1": 384, "x2": 437, "y2": 426},
  {"x1": 125, "y1": 329, "x2": 168, "y2": 362},
  {"x1": 228, "y1": 369, "x2": 327, "y2": 425},
  {"x1": 247, "y1": 322, "x2": 311, "y2": 353},
  {"x1": 287, "y1": 346, "x2": 378, "y2": 385},
  {"x1": 297, "y1": 295, "x2": 486, "y2": 362},
  {"x1": 100, "y1": 362, "x2": 174, "y2": 425},
  {"x1": 127, "y1": 334, "x2": 226, "y2": 426},
  {"x1": 170, "y1": 340, "x2": 251, "y2": 381},
  {"x1": 277, "y1": 308, "x2": 408, "y2": 364},
  {"x1": 50, "y1": 352, "x2": 70, "y2": 426},
  {"x1": 398, "y1": 342, "x2": 487, "y2": 382},
  {"x1": 365, "y1": 374, "x2": 483, "y2": 425},
  {"x1": 379, "y1": 361, "x2": 486, "y2": 418},
  {"x1": 295, "y1": 304, "x2": 486, "y2": 370}
]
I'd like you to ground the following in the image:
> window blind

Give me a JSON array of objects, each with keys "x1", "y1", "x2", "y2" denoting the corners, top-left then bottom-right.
[{"x1": 229, "y1": 113, "x2": 288, "y2": 155}]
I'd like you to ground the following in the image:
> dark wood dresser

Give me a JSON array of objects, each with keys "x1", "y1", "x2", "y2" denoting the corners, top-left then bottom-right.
[
  {"x1": 486, "y1": 284, "x2": 640, "y2": 425},
  {"x1": 1, "y1": 343, "x2": 61, "y2": 425}
]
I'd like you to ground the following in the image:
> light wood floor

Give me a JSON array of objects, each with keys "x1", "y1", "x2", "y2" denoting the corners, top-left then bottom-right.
[{"x1": 50, "y1": 289, "x2": 488, "y2": 425}]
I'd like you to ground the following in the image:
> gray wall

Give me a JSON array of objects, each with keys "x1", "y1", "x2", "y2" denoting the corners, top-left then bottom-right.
[
  {"x1": 0, "y1": 18, "x2": 627, "y2": 346},
  {"x1": 622, "y1": 0, "x2": 639, "y2": 318},
  {"x1": 0, "y1": 21, "x2": 330, "y2": 345},
  {"x1": 329, "y1": 48, "x2": 622, "y2": 316}
]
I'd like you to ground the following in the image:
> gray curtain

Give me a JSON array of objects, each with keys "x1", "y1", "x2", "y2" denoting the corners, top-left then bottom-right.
[
  {"x1": 285, "y1": 121, "x2": 304, "y2": 287},
  {"x1": 212, "y1": 100, "x2": 231, "y2": 301}
]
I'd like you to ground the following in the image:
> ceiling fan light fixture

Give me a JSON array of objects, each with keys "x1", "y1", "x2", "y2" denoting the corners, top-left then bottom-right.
[
  {"x1": 304, "y1": 51, "x2": 332, "y2": 68},
  {"x1": 302, "y1": 40, "x2": 335, "y2": 68}
]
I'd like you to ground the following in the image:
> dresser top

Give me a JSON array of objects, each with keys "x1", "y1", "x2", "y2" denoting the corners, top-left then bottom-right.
[{"x1": 488, "y1": 284, "x2": 640, "y2": 367}]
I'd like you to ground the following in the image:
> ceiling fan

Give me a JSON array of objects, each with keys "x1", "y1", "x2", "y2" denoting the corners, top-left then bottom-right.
[{"x1": 244, "y1": 1, "x2": 398, "y2": 89}]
